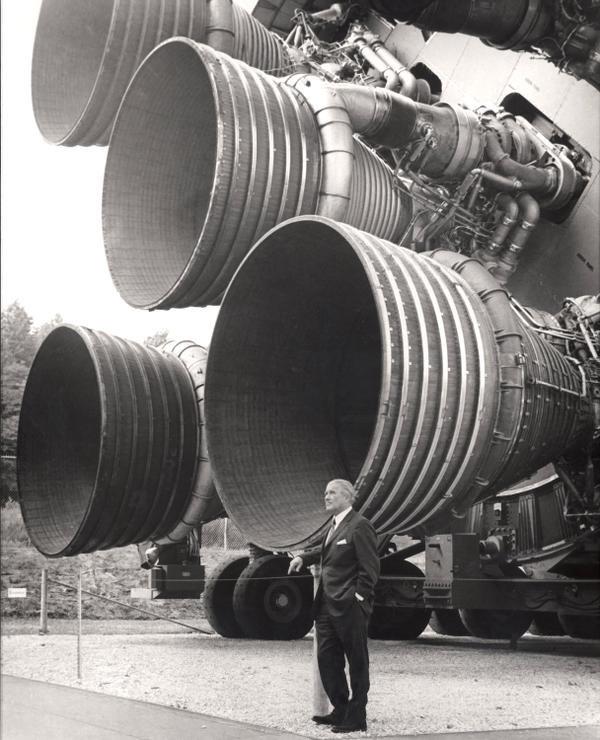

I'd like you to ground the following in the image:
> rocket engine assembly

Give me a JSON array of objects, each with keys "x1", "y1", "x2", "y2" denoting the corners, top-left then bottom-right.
[
  {"x1": 203, "y1": 217, "x2": 598, "y2": 550},
  {"x1": 17, "y1": 0, "x2": 600, "y2": 641},
  {"x1": 16, "y1": 225, "x2": 599, "y2": 556},
  {"x1": 102, "y1": 41, "x2": 590, "y2": 310},
  {"x1": 17, "y1": 326, "x2": 221, "y2": 557}
]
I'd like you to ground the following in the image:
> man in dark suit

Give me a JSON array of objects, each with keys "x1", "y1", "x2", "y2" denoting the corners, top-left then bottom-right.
[{"x1": 288, "y1": 479, "x2": 380, "y2": 733}]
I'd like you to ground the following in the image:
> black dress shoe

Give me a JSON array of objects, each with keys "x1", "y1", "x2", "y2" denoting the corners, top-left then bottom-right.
[
  {"x1": 331, "y1": 722, "x2": 367, "y2": 733},
  {"x1": 311, "y1": 711, "x2": 345, "y2": 725}
]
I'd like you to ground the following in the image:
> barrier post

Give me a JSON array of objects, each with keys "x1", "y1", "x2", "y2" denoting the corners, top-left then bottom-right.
[
  {"x1": 39, "y1": 568, "x2": 48, "y2": 635},
  {"x1": 310, "y1": 564, "x2": 329, "y2": 717},
  {"x1": 224, "y1": 518, "x2": 228, "y2": 550},
  {"x1": 77, "y1": 569, "x2": 82, "y2": 680}
]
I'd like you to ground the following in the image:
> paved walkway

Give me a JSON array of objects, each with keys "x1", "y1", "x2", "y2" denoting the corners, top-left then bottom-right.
[{"x1": 2, "y1": 676, "x2": 599, "y2": 740}]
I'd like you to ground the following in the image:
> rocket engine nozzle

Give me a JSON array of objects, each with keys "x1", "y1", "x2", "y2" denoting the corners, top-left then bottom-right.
[{"x1": 203, "y1": 217, "x2": 594, "y2": 550}]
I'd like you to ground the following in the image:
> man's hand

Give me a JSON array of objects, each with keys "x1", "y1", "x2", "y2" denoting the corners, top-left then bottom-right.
[{"x1": 288, "y1": 556, "x2": 304, "y2": 574}]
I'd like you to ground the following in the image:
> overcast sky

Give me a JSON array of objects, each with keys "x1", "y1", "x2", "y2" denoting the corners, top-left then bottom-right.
[{"x1": 1, "y1": 1, "x2": 219, "y2": 345}]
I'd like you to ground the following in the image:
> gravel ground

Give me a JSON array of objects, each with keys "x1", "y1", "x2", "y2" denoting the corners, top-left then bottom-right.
[{"x1": 2, "y1": 620, "x2": 599, "y2": 738}]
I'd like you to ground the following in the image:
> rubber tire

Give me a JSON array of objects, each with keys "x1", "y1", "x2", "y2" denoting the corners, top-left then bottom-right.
[
  {"x1": 203, "y1": 556, "x2": 249, "y2": 637},
  {"x1": 558, "y1": 613, "x2": 600, "y2": 640},
  {"x1": 368, "y1": 555, "x2": 431, "y2": 640},
  {"x1": 233, "y1": 555, "x2": 313, "y2": 639},
  {"x1": 459, "y1": 607, "x2": 532, "y2": 639},
  {"x1": 429, "y1": 609, "x2": 470, "y2": 636},
  {"x1": 553, "y1": 563, "x2": 599, "y2": 639},
  {"x1": 459, "y1": 563, "x2": 532, "y2": 640},
  {"x1": 528, "y1": 612, "x2": 565, "y2": 636}
]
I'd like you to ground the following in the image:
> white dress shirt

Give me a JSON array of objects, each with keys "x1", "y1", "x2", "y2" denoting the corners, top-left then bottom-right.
[{"x1": 332, "y1": 506, "x2": 353, "y2": 530}]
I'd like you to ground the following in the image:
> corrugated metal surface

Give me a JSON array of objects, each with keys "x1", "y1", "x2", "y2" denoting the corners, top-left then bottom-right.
[
  {"x1": 17, "y1": 326, "x2": 200, "y2": 557},
  {"x1": 157, "y1": 340, "x2": 224, "y2": 544},
  {"x1": 103, "y1": 41, "x2": 322, "y2": 308},
  {"x1": 32, "y1": 0, "x2": 206, "y2": 146},
  {"x1": 31, "y1": 0, "x2": 290, "y2": 146},
  {"x1": 346, "y1": 138, "x2": 413, "y2": 242},
  {"x1": 103, "y1": 44, "x2": 414, "y2": 310},
  {"x1": 204, "y1": 217, "x2": 594, "y2": 550}
]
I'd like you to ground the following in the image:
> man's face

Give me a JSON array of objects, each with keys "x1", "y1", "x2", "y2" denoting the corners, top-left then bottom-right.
[{"x1": 324, "y1": 485, "x2": 351, "y2": 515}]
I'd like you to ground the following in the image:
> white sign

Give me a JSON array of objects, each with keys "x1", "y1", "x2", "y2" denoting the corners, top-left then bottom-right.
[
  {"x1": 130, "y1": 588, "x2": 159, "y2": 600},
  {"x1": 7, "y1": 587, "x2": 27, "y2": 598}
]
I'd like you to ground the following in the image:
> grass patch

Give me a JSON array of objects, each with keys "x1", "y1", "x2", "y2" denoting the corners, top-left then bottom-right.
[
  {"x1": 1, "y1": 500, "x2": 31, "y2": 547},
  {"x1": 1, "y1": 502, "x2": 246, "y2": 621}
]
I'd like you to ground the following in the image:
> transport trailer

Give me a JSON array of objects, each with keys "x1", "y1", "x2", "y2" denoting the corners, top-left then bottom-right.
[{"x1": 134, "y1": 469, "x2": 600, "y2": 642}]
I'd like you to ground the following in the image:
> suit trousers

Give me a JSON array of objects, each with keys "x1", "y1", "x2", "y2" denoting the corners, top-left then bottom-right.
[{"x1": 315, "y1": 599, "x2": 370, "y2": 725}]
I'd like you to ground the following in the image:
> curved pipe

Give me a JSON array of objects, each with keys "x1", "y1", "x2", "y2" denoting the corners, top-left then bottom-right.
[
  {"x1": 372, "y1": 43, "x2": 419, "y2": 99},
  {"x1": 288, "y1": 75, "x2": 413, "y2": 238},
  {"x1": 485, "y1": 130, "x2": 555, "y2": 194},
  {"x1": 498, "y1": 113, "x2": 541, "y2": 164},
  {"x1": 415, "y1": 78, "x2": 433, "y2": 103},
  {"x1": 356, "y1": 39, "x2": 401, "y2": 90},
  {"x1": 353, "y1": 37, "x2": 418, "y2": 98},
  {"x1": 476, "y1": 193, "x2": 520, "y2": 264},
  {"x1": 206, "y1": 0, "x2": 235, "y2": 57},
  {"x1": 156, "y1": 341, "x2": 224, "y2": 544},
  {"x1": 17, "y1": 326, "x2": 201, "y2": 557},
  {"x1": 204, "y1": 216, "x2": 593, "y2": 550},
  {"x1": 284, "y1": 74, "x2": 354, "y2": 221},
  {"x1": 31, "y1": 0, "x2": 290, "y2": 146},
  {"x1": 493, "y1": 192, "x2": 541, "y2": 284},
  {"x1": 476, "y1": 168, "x2": 524, "y2": 193}
]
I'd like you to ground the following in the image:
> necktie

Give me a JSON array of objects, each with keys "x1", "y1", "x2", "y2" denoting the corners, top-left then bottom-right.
[{"x1": 325, "y1": 519, "x2": 337, "y2": 545}]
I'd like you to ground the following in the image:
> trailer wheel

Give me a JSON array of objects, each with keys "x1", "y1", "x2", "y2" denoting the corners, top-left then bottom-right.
[
  {"x1": 558, "y1": 613, "x2": 600, "y2": 640},
  {"x1": 528, "y1": 612, "x2": 565, "y2": 636},
  {"x1": 553, "y1": 564, "x2": 599, "y2": 639},
  {"x1": 459, "y1": 608, "x2": 532, "y2": 639},
  {"x1": 459, "y1": 563, "x2": 532, "y2": 640},
  {"x1": 429, "y1": 609, "x2": 469, "y2": 636},
  {"x1": 233, "y1": 555, "x2": 313, "y2": 639},
  {"x1": 368, "y1": 555, "x2": 431, "y2": 640},
  {"x1": 203, "y1": 555, "x2": 249, "y2": 637}
]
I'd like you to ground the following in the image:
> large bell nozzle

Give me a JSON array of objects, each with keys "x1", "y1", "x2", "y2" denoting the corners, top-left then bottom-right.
[
  {"x1": 17, "y1": 326, "x2": 221, "y2": 557},
  {"x1": 374, "y1": 0, "x2": 552, "y2": 50},
  {"x1": 31, "y1": 0, "x2": 291, "y2": 146},
  {"x1": 102, "y1": 41, "x2": 412, "y2": 309},
  {"x1": 204, "y1": 216, "x2": 594, "y2": 551}
]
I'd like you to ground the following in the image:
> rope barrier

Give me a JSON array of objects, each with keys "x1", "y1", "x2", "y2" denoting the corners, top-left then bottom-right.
[
  {"x1": 46, "y1": 577, "x2": 213, "y2": 635},
  {"x1": 39, "y1": 573, "x2": 599, "y2": 614}
]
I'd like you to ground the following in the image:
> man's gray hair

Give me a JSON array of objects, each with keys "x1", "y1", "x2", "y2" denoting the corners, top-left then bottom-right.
[{"x1": 327, "y1": 479, "x2": 357, "y2": 503}]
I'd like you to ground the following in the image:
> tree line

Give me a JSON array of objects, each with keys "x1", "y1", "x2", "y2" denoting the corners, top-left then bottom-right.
[{"x1": 0, "y1": 302, "x2": 168, "y2": 505}]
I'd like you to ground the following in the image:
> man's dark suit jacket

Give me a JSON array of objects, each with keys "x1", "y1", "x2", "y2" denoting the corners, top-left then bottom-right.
[{"x1": 301, "y1": 509, "x2": 380, "y2": 619}]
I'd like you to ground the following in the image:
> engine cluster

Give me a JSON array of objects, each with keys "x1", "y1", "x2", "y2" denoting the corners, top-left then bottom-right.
[
  {"x1": 273, "y1": 6, "x2": 594, "y2": 284},
  {"x1": 21, "y1": 0, "x2": 599, "y2": 555}
]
